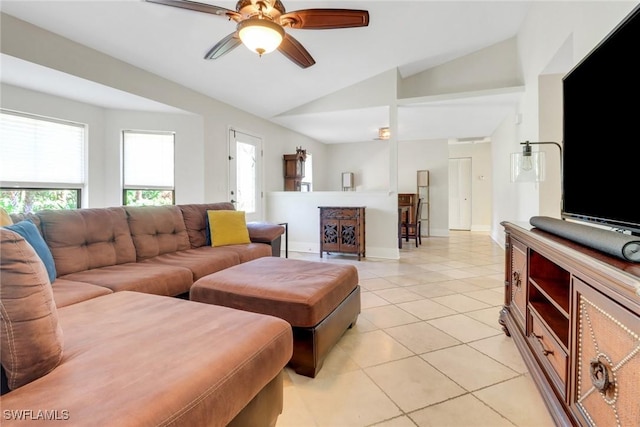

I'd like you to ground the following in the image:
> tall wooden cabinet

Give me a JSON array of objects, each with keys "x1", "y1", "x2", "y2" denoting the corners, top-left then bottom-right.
[
  {"x1": 283, "y1": 148, "x2": 306, "y2": 191},
  {"x1": 500, "y1": 222, "x2": 640, "y2": 426},
  {"x1": 319, "y1": 206, "x2": 365, "y2": 260}
]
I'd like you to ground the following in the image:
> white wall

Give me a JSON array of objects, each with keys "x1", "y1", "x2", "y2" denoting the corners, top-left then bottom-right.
[
  {"x1": 104, "y1": 109, "x2": 205, "y2": 206},
  {"x1": 323, "y1": 142, "x2": 390, "y2": 191},
  {"x1": 3, "y1": 2, "x2": 637, "y2": 251},
  {"x1": 2, "y1": 83, "x2": 107, "y2": 208},
  {"x1": 266, "y1": 191, "x2": 399, "y2": 259},
  {"x1": 537, "y1": 73, "x2": 563, "y2": 219},
  {"x1": 319, "y1": 137, "x2": 452, "y2": 237},
  {"x1": 491, "y1": 1, "x2": 637, "y2": 245},
  {"x1": 0, "y1": 13, "x2": 330, "y2": 214},
  {"x1": 399, "y1": 37, "x2": 521, "y2": 98},
  {"x1": 398, "y1": 139, "x2": 451, "y2": 236},
  {"x1": 1, "y1": 84, "x2": 206, "y2": 208}
]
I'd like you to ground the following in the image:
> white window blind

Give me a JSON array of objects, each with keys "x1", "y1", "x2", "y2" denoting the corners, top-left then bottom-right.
[
  {"x1": 0, "y1": 110, "x2": 85, "y2": 185},
  {"x1": 123, "y1": 131, "x2": 174, "y2": 189}
]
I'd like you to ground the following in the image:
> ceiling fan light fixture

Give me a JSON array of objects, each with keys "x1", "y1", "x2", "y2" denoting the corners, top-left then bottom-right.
[{"x1": 238, "y1": 18, "x2": 285, "y2": 56}]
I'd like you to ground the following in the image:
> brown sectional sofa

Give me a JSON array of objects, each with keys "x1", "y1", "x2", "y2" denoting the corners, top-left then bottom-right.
[{"x1": 0, "y1": 203, "x2": 292, "y2": 426}]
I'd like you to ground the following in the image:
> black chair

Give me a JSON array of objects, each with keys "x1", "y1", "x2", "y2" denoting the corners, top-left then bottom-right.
[{"x1": 401, "y1": 198, "x2": 423, "y2": 247}]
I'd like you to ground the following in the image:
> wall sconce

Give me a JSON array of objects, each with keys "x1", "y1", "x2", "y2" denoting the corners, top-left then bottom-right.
[
  {"x1": 377, "y1": 127, "x2": 390, "y2": 140},
  {"x1": 511, "y1": 140, "x2": 562, "y2": 183},
  {"x1": 342, "y1": 172, "x2": 354, "y2": 191}
]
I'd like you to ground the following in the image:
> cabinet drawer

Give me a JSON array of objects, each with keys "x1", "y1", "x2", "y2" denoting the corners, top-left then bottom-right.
[
  {"x1": 321, "y1": 208, "x2": 358, "y2": 219},
  {"x1": 530, "y1": 311, "x2": 568, "y2": 392}
]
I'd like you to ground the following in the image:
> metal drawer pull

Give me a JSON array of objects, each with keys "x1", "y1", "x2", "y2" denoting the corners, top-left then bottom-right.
[{"x1": 533, "y1": 334, "x2": 554, "y2": 356}]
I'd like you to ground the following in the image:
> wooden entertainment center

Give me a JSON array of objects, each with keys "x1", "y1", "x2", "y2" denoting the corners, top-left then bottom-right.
[{"x1": 500, "y1": 222, "x2": 640, "y2": 426}]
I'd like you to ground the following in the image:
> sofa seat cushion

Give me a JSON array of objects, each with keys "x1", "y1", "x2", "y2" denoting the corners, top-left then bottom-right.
[
  {"x1": 0, "y1": 292, "x2": 293, "y2": 427},
  {"x1": 51, "y1": 279, "x2": 113, "y2": 308},
  {"x1": 37, "y1": 208, "x2": 137, "y2": 276},
  {"x1": 141, "y1": 248, "x2": 241, "y2": 281},
  {"x1": 194, "y1": 243, "x2": 272, "y2": 264},
  {"x1": 60, "y1": 263, "x2": 193, "y2": 296}
]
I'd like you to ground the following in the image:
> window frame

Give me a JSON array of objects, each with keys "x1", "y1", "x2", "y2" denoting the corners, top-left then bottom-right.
[
  {"x1": 0, "y1": 109, "x2": 86, "y2": 213},
  {"x1": 122, "y1": 130, "x2": 176, "y2": 206}
]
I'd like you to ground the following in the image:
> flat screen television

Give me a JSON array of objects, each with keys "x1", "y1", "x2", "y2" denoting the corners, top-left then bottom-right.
[{"x1": 562, "y1": 3, "x2": 640, "y2": 236}]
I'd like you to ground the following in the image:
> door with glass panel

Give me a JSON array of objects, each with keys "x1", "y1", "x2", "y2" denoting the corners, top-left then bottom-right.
[{"x1": 228, "y1": 129, "x2": 262, "y2": 222}]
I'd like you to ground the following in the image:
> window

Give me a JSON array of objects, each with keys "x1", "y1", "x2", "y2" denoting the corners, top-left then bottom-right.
[
  {"x1": 0, "y1": 110, "x2": 85, "y2": 213},
  {"x1": 301, "y1": 153, "x2": 313, "y2": 192},
  {"x1": 229, "y1": 129, "x2": 262, "y2": 221},
  {"x1": 123, "y1": 130, "x2": 175, "y2": 206},
  {"x1": 236, "y1": 140, "x2": 257, "y2": 213}
]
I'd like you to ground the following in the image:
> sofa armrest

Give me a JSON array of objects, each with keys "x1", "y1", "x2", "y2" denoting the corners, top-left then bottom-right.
[
  {"x1": 247, "y1": 222, "x2": 285, "y2": 257},
  {"x1": 246, "y1": 222, "x2": 285, "y2": 243}
]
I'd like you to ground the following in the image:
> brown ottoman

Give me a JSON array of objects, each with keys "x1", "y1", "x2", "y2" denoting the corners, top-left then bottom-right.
[{"x1": 190, "y1": 257, "x2": 360, "y2": 377}]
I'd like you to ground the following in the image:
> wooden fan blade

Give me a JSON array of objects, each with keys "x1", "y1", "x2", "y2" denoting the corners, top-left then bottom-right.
[
  {"x1": 280, "y1": 9, "x2": 369, "y2": 30},
  {"x1": 205, "y1": 32, "x2": 241, "y2": 60},
  {"x1": 278, "y1": 33, "x2": 316, "y2": 68},
  {"x1": 145, "y1": 0, "x2": 241, "y2": 20}
]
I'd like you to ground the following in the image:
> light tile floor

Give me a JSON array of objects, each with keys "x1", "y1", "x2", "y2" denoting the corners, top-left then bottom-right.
[{"x1": 276, "y1": 231, "x2": 555, "y2": 427}]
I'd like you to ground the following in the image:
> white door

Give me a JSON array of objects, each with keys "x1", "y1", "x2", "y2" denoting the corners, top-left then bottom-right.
[
  {"x1": 449, "y1": 157, "x2": 472, "y2": 230},
  {"x1": 229, "y1": 129, "x2": 262, "y2": 222}
]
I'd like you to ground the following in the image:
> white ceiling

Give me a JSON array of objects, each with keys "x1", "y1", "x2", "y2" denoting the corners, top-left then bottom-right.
[{"x1": 0, "y1": 0, "x2": 531, "y2": 143}]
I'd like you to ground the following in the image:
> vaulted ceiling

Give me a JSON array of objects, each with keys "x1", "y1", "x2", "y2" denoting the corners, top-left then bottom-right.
[{"x1": 0, "y1": 1, "x2": 532, "y2": 143}]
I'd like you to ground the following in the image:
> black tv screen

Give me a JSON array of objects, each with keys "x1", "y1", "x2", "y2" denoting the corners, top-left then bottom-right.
[{"x1": 562, "y1": 4, "x2": 640, "y2": 235}]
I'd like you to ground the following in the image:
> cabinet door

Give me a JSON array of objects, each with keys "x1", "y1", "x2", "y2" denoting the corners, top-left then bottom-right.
[
  {"x1": 321, "y1": 218, "x2": 341, "y2": 252},
  {"x1": 509, "y1": 238, "x2": 528, "y2": 331},
  {"x1": 571, "y1": 278, "x2": 640, "y2": 426},
  {"x1": 339, "y1": 219, "x2": 359, "y2": 253}
]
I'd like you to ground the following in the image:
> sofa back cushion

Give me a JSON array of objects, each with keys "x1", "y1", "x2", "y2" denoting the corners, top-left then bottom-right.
[
  {"x1": 125, "y1": 206, "x2": 191, "y2": 260},
  {"x1": 9, "y1": 212, "x2": 41, "y2": 231},
  {"x1": 38, "y1": 208, "x2": 137, "y2": 276},
  {"x1": 4, "y1": 220, "x2": 57, "y2": 283},
  {"x1": 0, "y1": 228, "x2": 64, "y2": 391},
  {"x1": 179, "y1": 203, "x2": 235, "y2": 248}
]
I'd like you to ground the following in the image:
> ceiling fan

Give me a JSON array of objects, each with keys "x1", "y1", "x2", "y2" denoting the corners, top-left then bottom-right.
[{"x1": 145, "y1": 0, "x2": 369, "y2": 68}]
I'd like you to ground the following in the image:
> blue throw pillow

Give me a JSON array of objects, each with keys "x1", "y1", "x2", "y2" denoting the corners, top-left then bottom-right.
[{"x1": 5, "y1": 220, "x2": 56, "y2": 283}]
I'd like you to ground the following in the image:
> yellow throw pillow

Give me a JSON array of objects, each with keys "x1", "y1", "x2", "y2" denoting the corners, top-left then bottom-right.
[
  {"x1": 0, "y1": 207, "x2": 13, "y2": 226},
  {"x1": 207, "y1": 210, "x2": 251, "y2": 247}
]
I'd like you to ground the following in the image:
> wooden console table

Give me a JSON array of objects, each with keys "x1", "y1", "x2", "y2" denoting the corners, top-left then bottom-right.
[
  {"x1": 500, "y1": 221, "x2": 640, "y2": 426},
  {"x1": 319, "y1": 206, "x2": 365, "y2": 260}
]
